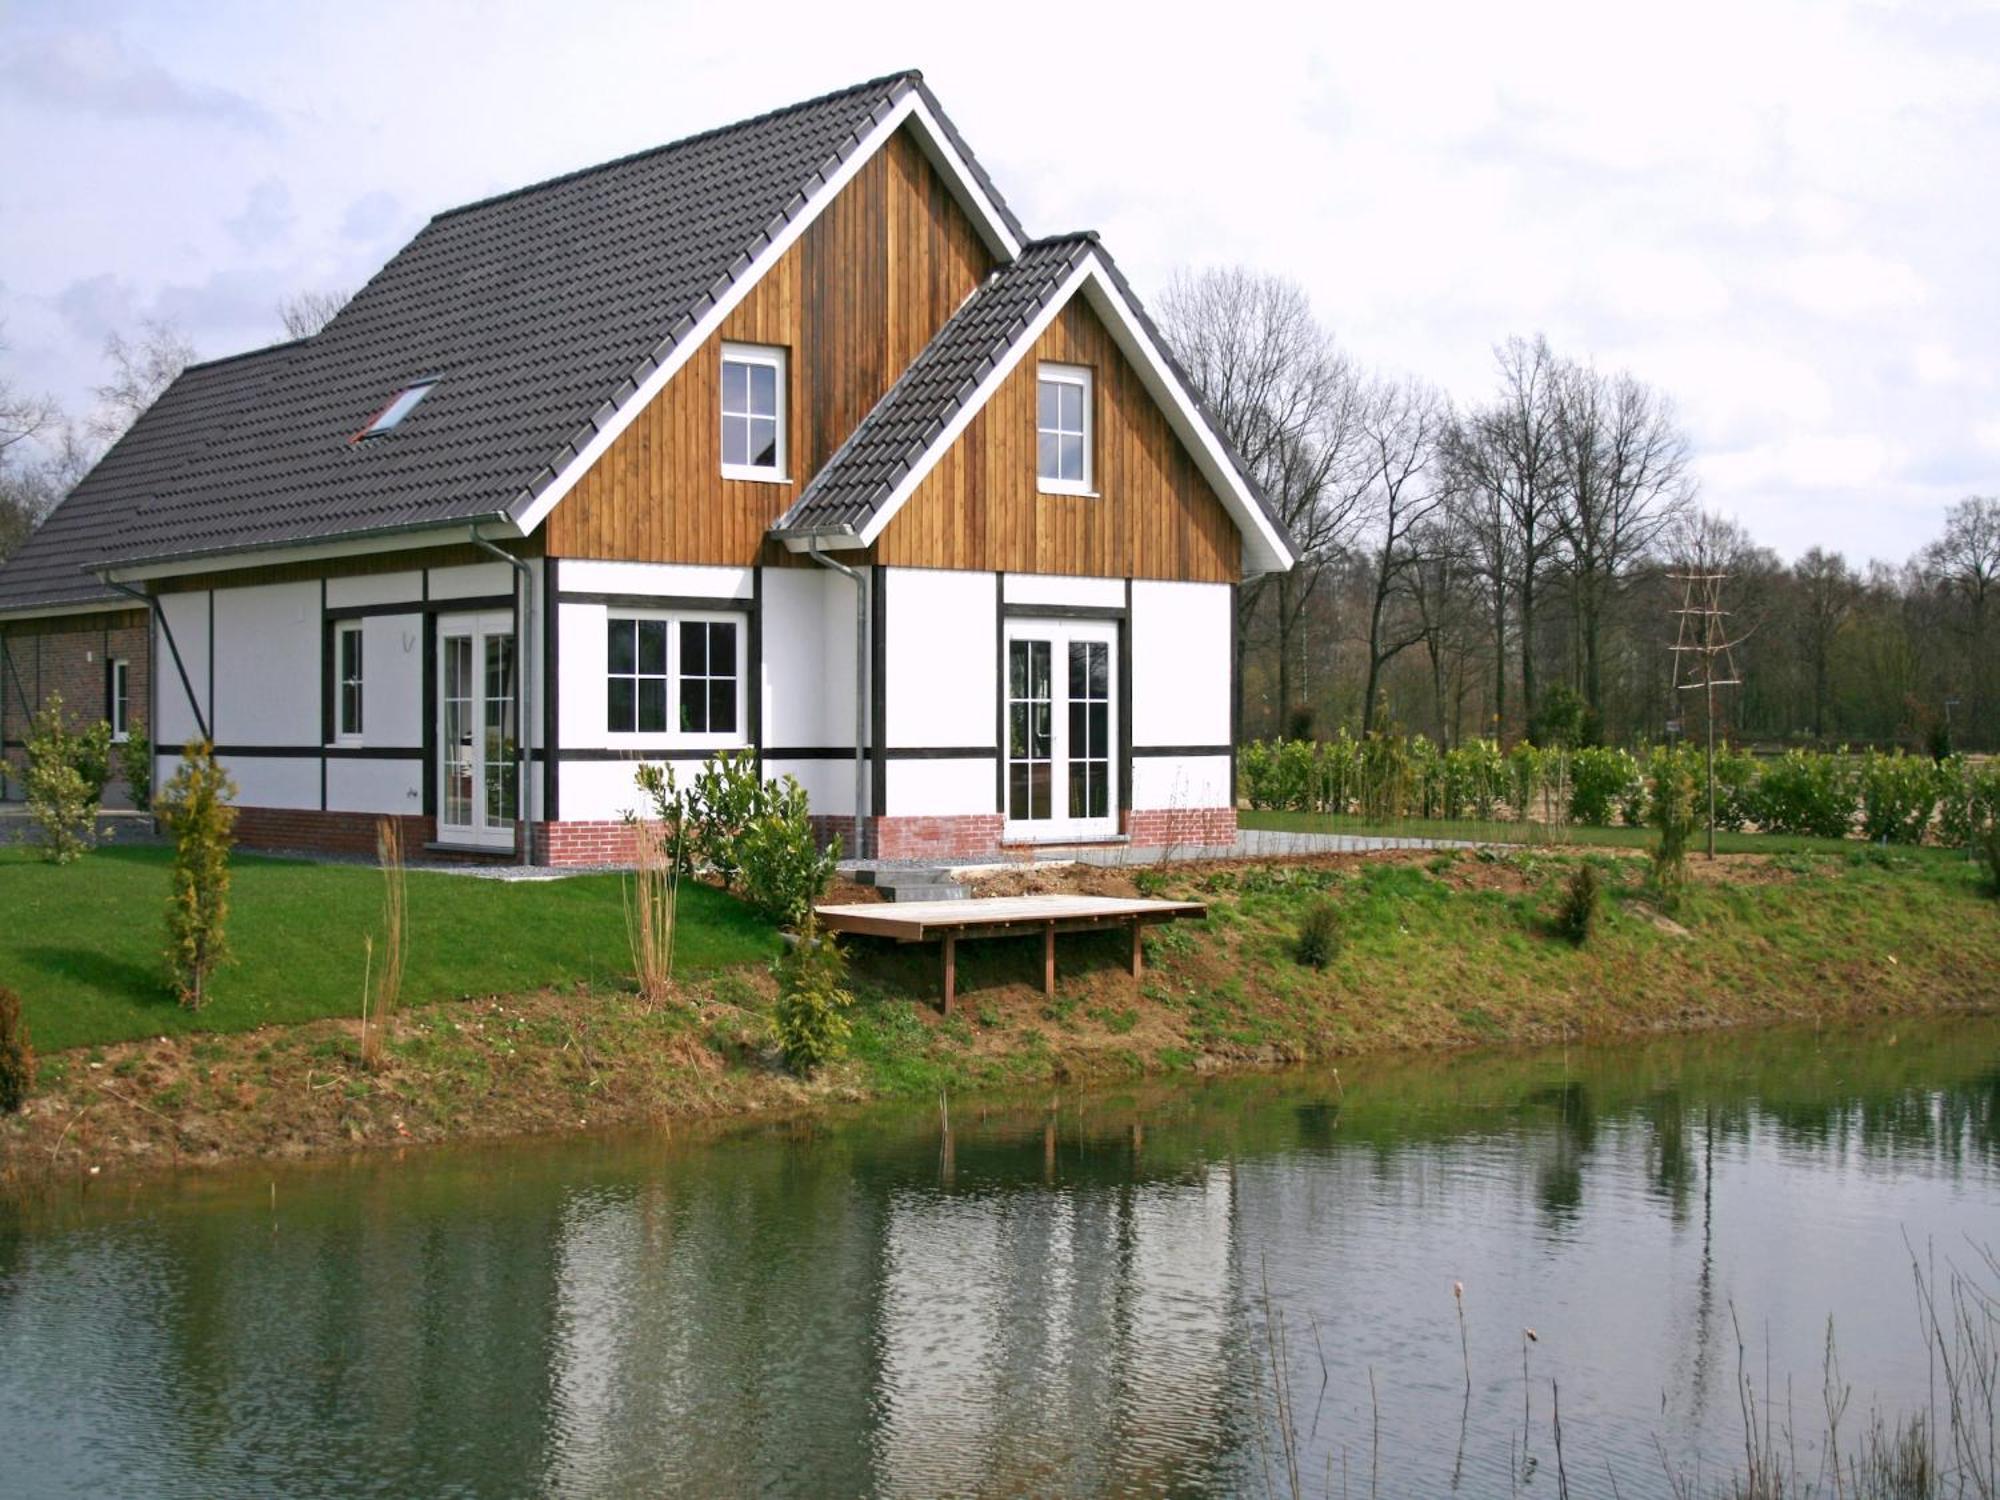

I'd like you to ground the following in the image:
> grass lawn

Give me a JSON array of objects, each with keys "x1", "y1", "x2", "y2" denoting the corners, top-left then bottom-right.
[
  {"x1": 0, "y1": 844, "x2": 776, "y2": 1051},
  {"x1": 1238, "y1": 809, "x2": 1934, "y2": 859}
]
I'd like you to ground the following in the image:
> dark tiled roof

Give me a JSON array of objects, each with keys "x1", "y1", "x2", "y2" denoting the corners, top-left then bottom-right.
[
  {"x1": 87, "y1": 70, "x2": 989, "y2": 569},
  {"x1": 775, "y1": 236, "x2": 1099, "y2": 536},
  {"x1": 0, "y1": 344, "x2": 295, "y2": 614}
]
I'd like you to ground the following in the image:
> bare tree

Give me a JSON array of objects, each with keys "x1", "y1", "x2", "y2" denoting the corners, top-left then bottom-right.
[
  {"x1": 1405, "y1": 505, "x2": 1482, "y2": 747},
  {"x1": 1551, "y1": 362, "x2": 1695, "y2": 720},
  {"x1": 89, "y1": 317, "x2": 196, "y2": 444},
  {"x1": 277, "y1": 289, "x2": 350, "y2": 340},
  {"x1": 1441, "y1": 419, "x2": 1517, "y2": 737},
  {"x1": 1157, "y1": 268, "x2": 1370, "y2": 733},
  {"x1": 0, "y1": 323, "x2": 70, "y2": 560},
  {"x1": 1456, "y1": 335, "x2": 1563, "y2": 731},
  {"x1": 1791, "y1": 547, "x2": 1858, "y2": 739},
  {"x1": 1354, "y1": 377, "x2": 1448, "y2": 733},
  {"x1": 1922, "y1": 495, "x2": 2000, "y2": 742}
]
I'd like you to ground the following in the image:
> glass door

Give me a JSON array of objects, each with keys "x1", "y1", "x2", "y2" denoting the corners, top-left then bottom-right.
[
  {"x1": 439, "y1": 612, "x2": 518, "y2": 848},
  {"x1": 1005, "y1": 619, "x2": 1117, "y2": 839}
]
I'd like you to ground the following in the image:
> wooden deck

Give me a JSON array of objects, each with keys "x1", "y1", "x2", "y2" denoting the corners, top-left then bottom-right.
[{"x1": 814, "y1": 894, "x2": 1207, "y2": 1013}]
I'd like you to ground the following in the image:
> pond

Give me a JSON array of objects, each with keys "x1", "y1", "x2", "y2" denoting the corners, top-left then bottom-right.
[{"x1": 1, "y1": 1015, "x2": 1996, "y2": 1497}]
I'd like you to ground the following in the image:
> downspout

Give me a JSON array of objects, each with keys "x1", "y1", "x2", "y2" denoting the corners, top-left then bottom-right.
[
  {"x1": 99, "y1": 575, "x2": 209, "y2": 743},
  {"x1": 805, "y1": 535, "x2": 868, "y2": 857},
  {"x1": 469, "y1": 526, "x2": 535, "y2": 867}
]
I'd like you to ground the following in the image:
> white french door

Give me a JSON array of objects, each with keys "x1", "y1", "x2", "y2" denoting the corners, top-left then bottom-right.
[
  {"x1": 438, "y1": 612, "x2": 519, "y2": 849},
  {"x1": 1004, "y1": 619, "x2": 1117, "y2": 839}
]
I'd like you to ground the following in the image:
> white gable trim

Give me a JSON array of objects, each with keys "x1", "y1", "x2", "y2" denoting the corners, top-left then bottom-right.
[
  {"x1": 793, "y1": 253, "x2": 1295, "y2": 576},
  {"x1": 508, "y1": 90, "x2": 1022, "y2": 540}
]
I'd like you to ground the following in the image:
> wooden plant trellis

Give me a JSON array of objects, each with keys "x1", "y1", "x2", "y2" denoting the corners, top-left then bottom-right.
[{"x1": 1669, "y1": 569, "x2": 1749, "y2": 859}]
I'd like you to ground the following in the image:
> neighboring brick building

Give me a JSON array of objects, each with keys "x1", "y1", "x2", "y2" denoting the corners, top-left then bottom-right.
[{"x1": 0, "y1": 610, "x2": 151, "y2": 805}]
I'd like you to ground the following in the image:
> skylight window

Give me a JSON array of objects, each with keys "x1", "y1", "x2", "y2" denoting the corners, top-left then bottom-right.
[{"x1": 354, "y1": 380, "x2": 437, "y2": 440}]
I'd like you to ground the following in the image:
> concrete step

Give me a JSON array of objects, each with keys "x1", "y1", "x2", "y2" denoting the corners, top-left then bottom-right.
[
  {"x1": 852, "y1": 866, "x2": 969, "y2": 901},
  {"x1": 880, "y1": 883, "x2": 968, "y2": 903}
]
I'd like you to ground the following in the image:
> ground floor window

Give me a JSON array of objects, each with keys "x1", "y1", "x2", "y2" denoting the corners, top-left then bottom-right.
[
  {"x1": 109, "y1": 658, "x2": 131, "y2": 741},
  {"x1": 1005, "y1": 618, "x2": 1117, "y2": 833},
  {"x1": 606, "y1": 613, "x2": 742, "y2": 738},
  {"x1": 336, "y1": 623, "x2": 364, "y2": 740}
]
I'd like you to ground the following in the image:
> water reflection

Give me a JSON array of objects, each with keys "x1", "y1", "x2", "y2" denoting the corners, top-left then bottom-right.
[{"x1": 0, "y1": 1016, "x2": 1995, "y2": 1498}]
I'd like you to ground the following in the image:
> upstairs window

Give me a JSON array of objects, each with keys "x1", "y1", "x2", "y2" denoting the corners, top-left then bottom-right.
[
  {"x1": 354, "y1": 380, "x2": 436, "y2": 441},
  {"x1": 336, "y1": 623, "x2": 364, "y2": 739},
  {"x1": 720, "y1": 343, "x2": 786, "y2": 480},
  {"x1": 1037, "y1": 364, "x2": 1092, "y2": 494}
]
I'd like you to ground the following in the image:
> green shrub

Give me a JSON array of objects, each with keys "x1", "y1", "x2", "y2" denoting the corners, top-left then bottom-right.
[
  {"x1": 1358, "y1": 728, "x2": 1412, "y2": 819},
  {"x1": 0, "y1": 986, "x2": 33, "y2": 1114},
  {"x1": 118, "y1": 719, "x2": 152, "y2": 811},
  {"x1": 1859, "y1": 750, "x2": 1940, "y2": 845},
  {"x1": 1296, "y1": 897, "x2": 1341, "y2": 968},
  {"x1": 1555, "y1": 862, "x2": 1600, "y2": 945},
  {"x1": 1707, "y1": 743, "x2": 1761, "y2": 832},
  {"x1": 23, "y1": 694, "x2": 109, "y2": 863},
  {"x1": 1979, "y1": 824, "x2": 2000, "y2": 900},
  {"x1": 1751, "y1": 750, "x2": 1856, "y2": 840},
  {"x1": 771, "y1": 916, "x2": 853, "y2": 1075},
  {"x1": 1506, "y1": 742, "x2": 1542, "y2": 821},
  {"x1": 1568, "y1": 747, "x2": 1639, "y2": 827},
  {"x1": 1446, "y1": 738, "x2": 1507, "y2": 820},
  {"x1": 1648, "y1": 745, "x2": 1699, "y2": 906},
  {"x1": 1937, "y1": 758, "x2": 2000, "y2": 851},
  {"x1": 1273, "y1": 737, "x2": 1319, "y2": 812},
  {"x1": 736, "y1": 775, "x2": 838, "y2": 927},
  {"x1": 1239, "y1": 740, "x2": 1278, "y2": 810},
  {"x1": 157, "y1": 741, "x2": 239, "y2": 1009},
  {"x1": 1529, "y1": 683, "x2": 1594, "y2": 749}
]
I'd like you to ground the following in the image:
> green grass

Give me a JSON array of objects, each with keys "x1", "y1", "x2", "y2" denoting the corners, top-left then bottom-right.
[
  {"x1": 1239, "y1": 809, "x2": 1952, "y2": 859},
  {"x1": 0, "y1": 844, "x2": 775, "y2": 1051}
]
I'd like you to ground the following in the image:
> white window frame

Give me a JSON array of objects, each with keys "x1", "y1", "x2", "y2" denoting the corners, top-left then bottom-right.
[
  {"x1": 1036, "y1": 362, "x2": 1094, "y2": 496},
  {"x1": 603, "y1": 608, "x2": 749, "y2": 749},
  {"x1": 109, "y1": 658, "x2": 131, "y2": 743},
  {"x1": 335, "y1": 622, "x2": 365, "y2": 743},
  {"x1": 719, "y1": 342, "x2": 789, "y2": 483}
]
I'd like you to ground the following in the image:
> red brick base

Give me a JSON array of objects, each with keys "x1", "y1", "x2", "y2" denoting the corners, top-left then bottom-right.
[
  {"x1": 232, "y1": 807, "x2": 509, "y2": 863},
  {"x1": 536, "y1": 820, "x2": 643, "y2": 866},
  {"x1": 1124, "y1": 805, "x2": 1237, "y2": 849}
]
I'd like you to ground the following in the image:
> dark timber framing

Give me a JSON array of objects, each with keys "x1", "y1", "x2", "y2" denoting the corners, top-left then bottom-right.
[
  {"x1": 869, "y1": 563, "x2": 887, "y2": 822},
  {"x1": 1118, "y1": 577, "x2": 1133, "y2": 817},
  {"x1": 542, "y1": 557, "x2": 560, "y2": 820},
  {"x1": 748, "y1": 564, "x2": 763, "y2": 774}
]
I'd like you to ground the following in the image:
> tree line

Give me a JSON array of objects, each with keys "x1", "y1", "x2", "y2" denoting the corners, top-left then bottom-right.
[{"x1": 1157, "y1": 268, "x2": 2000, "y2": 755}]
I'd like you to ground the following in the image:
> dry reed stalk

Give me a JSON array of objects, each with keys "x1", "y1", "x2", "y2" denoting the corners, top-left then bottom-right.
[
  {"x1": 622, "y1": 817, "x2": 680, "y2": 1007},
  {"x1": 367, "y1": 819, "x2": 407, "y2": 1070},
  {"x1": 359, "y1": 934, "x2": 377, "y2": 1070}
]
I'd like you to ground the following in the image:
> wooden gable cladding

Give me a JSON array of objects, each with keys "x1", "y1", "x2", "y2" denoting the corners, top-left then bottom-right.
[
  {"x1": 875, "y1": 296, "x2": 1242, "y2": 582},
  {"x1": 545, "y1": 128, "x2": 994, "y2": 565}
]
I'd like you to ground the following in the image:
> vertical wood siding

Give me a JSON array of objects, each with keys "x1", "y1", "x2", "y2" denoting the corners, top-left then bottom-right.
[
  {"x1": 546, "y1": 129, "x2": 993, "y2": 565},
  {"x1": 875, "y1": 297, "x2": 1243, "y2": 583}
]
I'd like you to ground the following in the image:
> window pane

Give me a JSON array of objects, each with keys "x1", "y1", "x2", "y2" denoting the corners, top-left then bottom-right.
[
  {"x1": 607, "y1": 620, "x2": 635, "y2": 675},
  {"x1": 749, "y1": 362, "x2": 778, "y2": 417},
  {"x1": 722, "y1": 413, "x2": 748, "y2": 467},
  {"x1": 638, "y1": 678, "x2": 667, "y2": 733},
  {"x1": 607, "y1": 678, "x2": 635, "y2": 733},
  {"x1": 679, "y1": 678, "x2": 705, "y2": 733},
  {"x1": 1009, "y1": 763, "x2": 1030, "y2": 821},
  {"x1": 711, "y1": 621, "x2": 737, "y2": 667},
  {"x1": 1090, "y1": 765, "x2": 1108, "y2": 818},
  {"x1": 1030, "y1": 762, "x2": 1051, "y2": 820},
  {"x1": 709, "y1": 678, "x2": 736, "y2": 733},
  {"x1": 1068, "y1": 640, "x2": 1087, "y2": 699},
  {"x1": 722, "y1": 360, "x2": 748, "y2": 412},
  {"x1": 1038, "y1": 379, "x2": 1059, "y2": 431},
  {"x1": 1032, "y1": 641, "x2": 1050, "y2": 699},
  {"x1": 1009, "y1": 702, "x2": 1029, "y2": 758},
  {"x1": 1069, "y1": 701, "x2": 1086, "y2": 755},
  {"x1": 1089, "y1": 701, "x2": 1107, "y2": 753},
  {"x1": 1060, "y1": 434, "x2": 1084, "y2": 480},
  {"x1": 680, "y1": 620, "x2": 707, "y2": 675},
  {"x1": 638, "y1": 620, "x2": 667, "y2": 676},
  {"x1": 1059, "y1": 381, "x2": 1083, "y2": 432},
  {"x1": 1031, "y1": 702, "x2": 1051, "y2": 759},
  {"x1": 749, "y1": 417, "x2": 778, "y2": 469},
  {"x1": 1089, "y1": 644, "x2": 1109, "y2": 698},
  {"x1": 1038, "y1": 431, "x2": 1058, "y2": 479},
  {"x1": 1010, "y1": 641, "x2": 1029, "y2": 698}
]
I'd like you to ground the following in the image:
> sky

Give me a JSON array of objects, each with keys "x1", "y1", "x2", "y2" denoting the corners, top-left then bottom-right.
[{"x1": 1, "y1": 0, "x2": 1995, "y2": 564}]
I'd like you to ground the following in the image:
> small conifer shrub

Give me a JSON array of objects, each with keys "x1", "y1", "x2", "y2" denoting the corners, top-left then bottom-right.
[
  {"x1": 1296, "y1": 897, "x2": 1341, "y2": 969},
  {"x1": 0, "y1": 986, "x2": 34, "y2": 1114},
  {"x1": 157, "y1": 741, "x2": 239, "y2": 1009}
]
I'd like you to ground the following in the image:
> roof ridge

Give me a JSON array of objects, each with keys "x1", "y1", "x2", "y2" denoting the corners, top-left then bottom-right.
[
  {"x1": 432, "y1": 70, "x2": 921, "y2": 223},
  {"x1": 179, "y1": 336, "x2": 309, "y2": 375}
]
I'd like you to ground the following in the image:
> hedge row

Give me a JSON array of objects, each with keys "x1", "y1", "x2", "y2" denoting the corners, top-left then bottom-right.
[{"x1": 1238, "y1": 734, "x2": 2000, "y2": 847}]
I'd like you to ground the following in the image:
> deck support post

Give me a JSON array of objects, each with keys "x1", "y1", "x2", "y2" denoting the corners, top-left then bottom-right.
[
  {"x1": 941, "y1": 935, "x2": 956, "y2": 1015},
  {"x1": 1043, "y1": 923, "x2": 1056, "y2": 997},
  {"x1": 1129, "y1": 919, "x2": 1144, "y2": 982}
]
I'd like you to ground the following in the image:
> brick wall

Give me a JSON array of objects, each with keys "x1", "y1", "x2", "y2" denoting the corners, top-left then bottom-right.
[
  {"x1": 1, "y1": 611, "x2": 151, "y2": 804},
  {"x1": 537, "y1": 820, "x2": 645, "y2": 867},
  {"x1": 232, "y1": 806, "x2": 438, "y2": 858},
  {"x1": 1125, "y1": 805, "x2": 1237, "y2": 849}
]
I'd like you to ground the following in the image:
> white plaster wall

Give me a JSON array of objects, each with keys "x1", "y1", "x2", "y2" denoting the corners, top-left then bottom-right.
[
  {"x1": 559, "y1": 560, "x2": 752, "y2": 600},
  {"x1": 211, "y1": 581, "x2": 319, "y2": 745},
  {"x1": 219, "y1": 754, "x2": 319, "y2": 808},
  {"x1": 556, "y1": 600, "x2": 609, "y2": 751},
  {"x1": 887, "y1": 758, "x2": 995, "y2": 817},
  {"x1": 1131, "y1": 754, "x2": 1232, "y2": 809},
  {"x1": 558, "y1": 759, "x2": 673, "y2": 824},
  {"x1": 817, "y1": 568, "x2": 862, "y2": 750},
  {"x1": 428, "y1": 560, "x2": 515, "y2": 600},
  {"x1": 760, "y1": 568, "x2": 831, "y2": 750},
  {"x1": 326, "y1": 571, "x2": 423, "y2": 608},
  {"x1": 764, "y1": 756, "x2": 857, "y2": 817},
  {"x1": 327, "y1": 757, "x2": 424, "y2": 815},
  {"x1": 357, "y1": 612, "x2": 425, "y2": 748},
  {"x1": 154, "y1": 591, "x2": 211, "y2": 745},
  {"x1": 1002, "y1": 572, "x2": 1124, "y2": 609},
  {"x1": 885, "y1": 568, "x2": 995, "y2": 749},
  {"x1": 1130, "y1": 580, "x2": 1231, "y2": 748}
]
